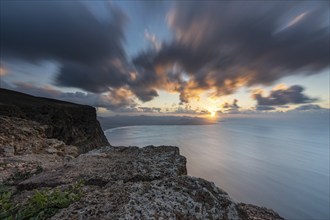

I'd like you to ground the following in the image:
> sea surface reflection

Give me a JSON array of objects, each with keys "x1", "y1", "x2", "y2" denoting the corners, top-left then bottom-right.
[{"x1": 105, "y1": 113, "x2": 329, "y2": 220}]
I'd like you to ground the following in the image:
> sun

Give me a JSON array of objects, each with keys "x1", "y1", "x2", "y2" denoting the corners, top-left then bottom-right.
[{"x1": 210, "y1": 111, "x2": 216, "y2": 117}]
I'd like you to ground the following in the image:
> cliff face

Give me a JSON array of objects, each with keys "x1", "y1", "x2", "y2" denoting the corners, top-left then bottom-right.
[
  {"x1": 0, "y1": 89, "x2": 284, "y2": 219},
  {"x1": 0, "y1": 88, "x2": 109, "y2": 153}
]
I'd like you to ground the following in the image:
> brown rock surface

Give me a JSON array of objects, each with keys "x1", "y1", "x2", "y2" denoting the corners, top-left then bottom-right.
[{"x1": 0, "y1": 116, "x2": 79, "y2": 183}]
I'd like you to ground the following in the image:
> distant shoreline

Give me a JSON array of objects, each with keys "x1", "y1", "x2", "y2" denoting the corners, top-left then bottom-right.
[
  {"x1": 103, "y1": 122, "x2": 218, "y2": 131},
  {"x1": 98, "y1": 115, "x2": 218, "y2": 131}
]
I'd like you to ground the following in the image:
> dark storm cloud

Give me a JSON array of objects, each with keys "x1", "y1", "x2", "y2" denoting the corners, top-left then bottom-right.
[
  {"x1": 56, "y1": 61, "x2": 128, "y2": 93},
  {"x1": 0, "y1": 1, "x2": 134, "y2": 95},
  {"x1": 0, "y1": 1, "x2": 163, "y2": 102},
  {"x1": 252, "y1": 85, "x2": 317, "y2": 106},
  {"x1": 1, "y1": 1, "x2": 329, "y2": 106},
  {"x1": 1, "y1": 1, "x2": 126, "y2": 63},
  {"x1": 130, "y1": 86, "x2": 159, "y2": 102},
  {"x1": 134, "y1": 1, "x2": 329, "y2": 102}
]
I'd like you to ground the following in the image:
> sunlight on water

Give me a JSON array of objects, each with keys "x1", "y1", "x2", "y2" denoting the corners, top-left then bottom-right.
[{"x1": 105, "y1": 113, "x2": 330, "y2": 220}]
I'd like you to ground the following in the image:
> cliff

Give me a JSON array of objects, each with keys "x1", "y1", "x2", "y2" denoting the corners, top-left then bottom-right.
[
  {"x1": 0, "y1": 88, "x2": 109, "y2": 153},
  {"x1": 0, "y1": 90, "x2": 284, "y2": 219}
]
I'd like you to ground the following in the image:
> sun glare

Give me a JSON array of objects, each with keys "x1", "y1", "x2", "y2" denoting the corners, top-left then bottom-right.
[{"x1": 210, "y1": 111, "x2": 216, "y2": 117}]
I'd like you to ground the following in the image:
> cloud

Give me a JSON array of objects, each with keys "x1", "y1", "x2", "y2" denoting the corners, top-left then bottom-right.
[
  {"x1": 255, "y1": 105, "x2": 277, "y2": 111},
  {"x1": 0, "y1": 1, "x2": 170, "y2": 103},
  {"x1": 138, "y1": 107, "x2": 161, "y2": 113},
  {"x1": 134, "y1": 1, "x2": 329, "y2": 103},
  {"x1": 144, "y1": 30, "x2": 162, "y2": 51},
  {"x1": 167, "y1": 105, "x2": 209, "y2": 115},
  {"x1": 0, "y1": 66, "x2": 7, "y2": 76},
  {"x1": 222, "y1": 99, "x2": 240, "y2": 109},
  {"x1": 1, "y1": 1, "x2": 154, "y2": 102},
  {"x1": 1, "y1": 1, "x2": 126, "y2": 64},
  {"x1": 2, "y1": 81, "x2": 137, "y2": 111},
  {"x1": 252, "y1": 85, "x2": 317, "y2": 106},
  {"x1": 55, "y1": 60, "x2": 129, "y2": 93},
  {"x1": 1, "y1": 1, "x2": 329, "y2": 106},
  {"x1": 130, "y1": 86, "x2": 159, "y2": 102},
  {"x1": 277, "y1": 105, "x2": 290, "y2": 109},
  {"x1": 1, "y1": 1, "x2": 132, "y2": 92},
  {"x1": 221, "y1": 99, "x2": 240, "y2": 113},
  {"x1": 294, "y1": 104, "x2": 324, "y2": 111}
]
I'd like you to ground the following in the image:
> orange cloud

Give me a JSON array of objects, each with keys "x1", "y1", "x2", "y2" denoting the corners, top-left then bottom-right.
[
  {"x1": 0, "y1": 66, "x2": 7, "y2": 76},
  {"x1": 272, "y1": 84, "x2": 288, "y2": 91}
]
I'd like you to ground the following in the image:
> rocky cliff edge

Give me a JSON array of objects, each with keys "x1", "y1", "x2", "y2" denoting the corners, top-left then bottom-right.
[
  {"x1": 0, "y1": 88, "x2": 109, "y2": 153},
  {"x1": 1, "y1": 140, "x2": 284, "y2": 219},
  {"x1": 0, "y1": 89, "x2": 284, "y2": 219}
]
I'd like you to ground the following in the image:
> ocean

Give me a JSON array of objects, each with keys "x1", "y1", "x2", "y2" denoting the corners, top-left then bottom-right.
[{"x1": 105, "y1": 113, "x2": 330, "y2": 220}]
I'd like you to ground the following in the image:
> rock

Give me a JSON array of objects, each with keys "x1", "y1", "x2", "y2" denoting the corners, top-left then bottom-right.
[
  {"x1": 15, "y1": 145, "x2": 284, "y2": 220},
  {"x1": 62, "y1": 145, "x2": 79, "y2": 157},
  {"x1": 46, "y1": 139, "x2": 66, "y2": 149},
  {"x1": 0, "y1": 88, "x2": 109, "y2": 153},
  {"x1": 0, "y1": 145, "x2": 15, "y2": 157},
  {"x1": 0, "y1": 116, "x2": 79, "y2": 158},
  {"x1": 237, "y1": 203, "x2": 284, "y2": 220},
  {"x1": 0, "y1": 116, "x2": 79, "y2": 183},
  {"x1": 52, "y1": 176, "x2": 241, "y2": 220},
  {"x1": 0, "y1": 89, "x2": 284, "y2": 219},
  {"x1": 18, "y1": 146, "x2": 187, "y2": 190},
  {"x1": 45, "y1": 147, "x2": 58, "y2": 154}
]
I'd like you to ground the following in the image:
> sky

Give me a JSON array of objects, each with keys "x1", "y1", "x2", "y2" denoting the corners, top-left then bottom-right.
[{"x1": 0, "y1": 1, "x2": 329, "y2": 117}]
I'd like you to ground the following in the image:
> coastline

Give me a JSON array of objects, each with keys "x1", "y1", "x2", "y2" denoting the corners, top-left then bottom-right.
[
  {"x1": 0, "y1": 89, "x2": 284, "y2": 219},
  {"x1": 98, "y1": 115, "x2": 217, "y2": 130},
  {"x1": 104, "y1": 123, "x2": 219, "y2": 133}
]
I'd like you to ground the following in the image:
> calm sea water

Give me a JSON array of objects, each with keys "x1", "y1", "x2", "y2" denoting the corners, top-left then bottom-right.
[{"x1": 105, "y1": 113, "x2": 330, "y2": 220}]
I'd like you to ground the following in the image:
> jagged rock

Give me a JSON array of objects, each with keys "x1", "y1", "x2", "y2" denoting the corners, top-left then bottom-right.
[
  {"x1": 52, "y1": 176, "x2": 241, "y2": 220},
  {"x1": 238, "y1": 203, "x2": 284, "y2": 220},
  {"x1": 18, "y1": 146, "x2": 187, "y2": 190},
  {"x1": 0, "y1": 116, "x2": 79, "y2": 183},
  {"x1": 16, "y1": 145, "x2": 284, "y2": 220},
  {"x1": 0, "y1": 116, "x2": 79, "y2": 157},
  {"x1": 0, "y1": 88, "x2": 109, "y2": 153}
]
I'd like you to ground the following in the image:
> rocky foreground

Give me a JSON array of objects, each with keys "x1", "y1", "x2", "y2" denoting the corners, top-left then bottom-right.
[
  {"x1": 0, "y1": 89, "x2": 284, "y2": 219},
  {"x1": 1, "y1": 142, "x2": 284, "y2": 219}
]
